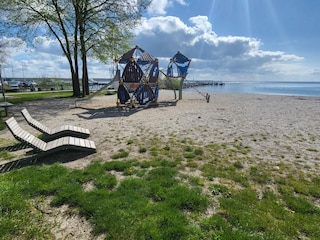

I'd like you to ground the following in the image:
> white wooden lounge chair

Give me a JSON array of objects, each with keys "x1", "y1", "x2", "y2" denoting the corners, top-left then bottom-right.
[
  {"x1": 5, "y1": 117, "x2": 96, "y2": 157},
  {"x1": 21, "y1": 108, "x2": 90, "y2": 141}
]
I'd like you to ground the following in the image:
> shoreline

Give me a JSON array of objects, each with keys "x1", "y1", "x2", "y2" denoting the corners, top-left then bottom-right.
[{"x1": 183, "y1": 80, "x2": 320, "y2": 98}]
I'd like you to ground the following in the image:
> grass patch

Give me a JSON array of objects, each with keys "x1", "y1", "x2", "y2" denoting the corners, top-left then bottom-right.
[
  {"x1": 1, "y1": 136, "x2": 320, "y2": 239},
  {"x1": 138, "y1": 147, "x2": 147, "y2": 153},
  {"x1": 4, "y1": 91, "x2": 73, "y2": 105},
  {"x1": 0, "y1": 151, "x2": 15, "y2": 160},
  {"x1": 306, "y1": 148, "x2": 318, "y2": 152},
  {"x1": 111, "y1": 149, "x2": 129, "y2": 159}
]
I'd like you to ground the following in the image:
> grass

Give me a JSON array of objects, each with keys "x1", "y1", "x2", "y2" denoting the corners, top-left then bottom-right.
[
  {"x1": 1, "y1": 134, "x2": 320, "y2": 239},
  {"x1": 0, "y1": 150, "x2": 15, "y2": 160},
  {"x1": 3, "y1": 91, "x2": 73, "y2": 105}
]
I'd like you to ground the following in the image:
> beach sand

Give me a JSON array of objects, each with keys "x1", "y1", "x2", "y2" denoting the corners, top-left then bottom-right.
[
  {"x1": 1, "y1": 89, "x2": 320, "y2": 238},
  {"x1": 2, "y1": 89, "x2": 319, "y2": 170}
]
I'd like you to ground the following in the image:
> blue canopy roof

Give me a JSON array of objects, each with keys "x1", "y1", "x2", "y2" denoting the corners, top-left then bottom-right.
[{"x1": 167, "y1": 51, "x2": 191, "y2": 77}]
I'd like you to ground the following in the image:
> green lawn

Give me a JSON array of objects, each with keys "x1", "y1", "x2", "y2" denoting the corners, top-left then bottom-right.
[{"x1": 1, "y1": 134, "x2": 320, "y2": 239}]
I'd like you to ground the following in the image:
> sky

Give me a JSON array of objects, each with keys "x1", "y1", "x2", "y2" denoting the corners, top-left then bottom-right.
[{"x1": 1, "y1": 0, "x2": 320, "y2": 82}]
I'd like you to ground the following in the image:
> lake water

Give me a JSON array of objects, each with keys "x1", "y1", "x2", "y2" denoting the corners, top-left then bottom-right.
[
  {"x1": 96, "y1": 80, "x2": 320, "y2": 97},
  {"x1": 183, "y1": 81, "x2": 320, "y2": 97}
]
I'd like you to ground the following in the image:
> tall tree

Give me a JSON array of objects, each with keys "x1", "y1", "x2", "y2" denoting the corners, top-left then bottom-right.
[
  {"x1": 75, "y1": 0, "x2": 150, "y2": 96},
  {"x1": 0, "y1": 0, "x2": 151, "y2": 97}
]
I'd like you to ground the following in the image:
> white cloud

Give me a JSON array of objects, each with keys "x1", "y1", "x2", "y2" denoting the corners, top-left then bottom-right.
[
  {"x1": 133, "y1": 15, "x2": 309, "y2": 80},
  {"x1": 32, "y1": 36, "x2": 63, "y2": 56},
  {"x1": 2, "y1": 13, "x2": 316, "y2": 81},
  {"x1": 261, "y1": 62, "x2": 311, "y2": 78},
  {"x1": 311, "y1": 68, "x2": 320, "y2": 76},
  {"x1": 147, "y1": 0, "x2": 188, "y2": 16},
  {"x1": 147, "y1": 0, "x2": 168, "y2": 15},
  {"x1": 175, "y1": 0, "x2": 188, "y2": 6}
]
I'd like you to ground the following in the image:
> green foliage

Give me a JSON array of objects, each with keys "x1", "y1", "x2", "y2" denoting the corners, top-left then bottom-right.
[
  {"x1": 184, "y1": 152, "x2": 196, "y2": 159},
  {"x1": 163, "y1": 145, "x2": 170, "y2": 151},
  {"x1": 4, "y1": 91, "x2": 73, "y2": 105},
  {"x1": 103, "y1": 160, "x2": 134, "y2": 171},
  {"x1": 0, "y1": 116, "x2": 5, "y2": 130},
  {"x1": 160, "y1": 78, "x2": 181, "y2": 90},
  {"x1": 0, "y1": 150, "x2": 14, "y2": 160},
  {"x1": 211, "y1": 184, "x2": 230, "y2": 197},
  {"x1": 233, "y1": 160, "x2": 244, "y2": 169},
  {"x1": 194, "y1": 148, "x2": 204, "y2": 155},
  {"x1": 0, "y1": 165, "x2": 66, "y2": 239},
  {"x1": 82, "y1": 162, "x2": 117, "y2": 189},
  {"x1": 111, "y1": 149, "x2": 129, "y2": 159},
  {"x1": 1, "y1": 161, "x2": 210, "y2": 239},
  {"x1": 249, "y1": 166, "x2": 271, "y2": 184},
  {"x1": 1, "y1": 136, "x2": 320, "y2": 239},
  {"x1": 139, "y1": 147, "x2": 147, "y2": 153},
  {"x1": 183, "y1": 145, "x2": 193, "y2": 152},
  {"x1": 0, "y1": 0, "x2": 151, "y2": 96}
]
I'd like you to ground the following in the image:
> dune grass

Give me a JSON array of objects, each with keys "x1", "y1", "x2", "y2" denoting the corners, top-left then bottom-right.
[{"x1": 1, "y1": 134, "x2": 320, "y2": 239}]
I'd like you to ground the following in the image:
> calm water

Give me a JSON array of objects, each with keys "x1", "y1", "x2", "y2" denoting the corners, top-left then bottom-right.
[{"x1": 184, "y1": 81, "x2": 320, "y2": 97}]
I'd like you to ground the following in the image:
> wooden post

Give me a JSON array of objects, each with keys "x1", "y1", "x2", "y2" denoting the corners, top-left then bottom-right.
[
  {"x1": 1, "y1": 65, "x2": 11, "y2": 116},
  {"x1": 178, "y1": 79, "x2": 184, "y2": 100},
  {"x1": 1, "y1": 65, "x2": 6, "y2": 103}
]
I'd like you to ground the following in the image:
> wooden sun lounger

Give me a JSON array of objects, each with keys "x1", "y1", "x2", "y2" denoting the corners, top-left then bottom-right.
[
  {"x1": 5, "y1": 117, "x2": 96, "y2": 158},
  {"x1": 21, "y1": 108, "x2": 90, "y2": 141}
]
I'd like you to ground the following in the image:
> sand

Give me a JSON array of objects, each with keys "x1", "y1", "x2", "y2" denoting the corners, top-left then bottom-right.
[
  {"x1": 1, "y1": 89, "x2": 320, "y2": 238},
  {"x1": 1, "y1": 89, "x2": 320, "y2": 170}
]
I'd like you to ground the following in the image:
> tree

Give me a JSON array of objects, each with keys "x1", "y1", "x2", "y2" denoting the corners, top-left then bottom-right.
[
  {"x1": 74, "y1": 0, "x2": 150, "y2": 96},
  {"x1": 0, "y1": 38, "x2": 23, "y2": 65},
  {"x1": 0, "y1": 0, "x2": 151, "y2": 97},
  {"x1": 0, "y1": 41, "x2": 9, "y2": 66}
]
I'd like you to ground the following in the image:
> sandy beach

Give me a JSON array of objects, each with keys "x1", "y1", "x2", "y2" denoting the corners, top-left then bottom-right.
[{"x1": 1, "y1": 89, "x2": 320, "y2": 172}]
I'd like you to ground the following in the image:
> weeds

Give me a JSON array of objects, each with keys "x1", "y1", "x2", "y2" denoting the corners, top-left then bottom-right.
[
  {"x1": 111, "y1": 149, "x2": 129, "y2": 159},
  {"x1": 0, "y1": 151, "x2": 15, "y2": 160},
  {"x1": 1, "y1": 136, "x2": 320, "y2": 239}
]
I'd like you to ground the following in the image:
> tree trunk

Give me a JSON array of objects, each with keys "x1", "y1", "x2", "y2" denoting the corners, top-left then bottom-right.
[
  {"x1": 79, "y1": 18, "x2": 89, "y2": 97},
  {"x1": 72, "y1": 72, "x2": 81, "y2": 97},
  {"x1": 82, "y1": 56, "x2": 89, "y2": 96},
  {"x1": 73, "y1": 46, "x2": 80, "y2": 97},
  {"x1": 67, "y1": 54, "x2": 80, "y2": 97}
]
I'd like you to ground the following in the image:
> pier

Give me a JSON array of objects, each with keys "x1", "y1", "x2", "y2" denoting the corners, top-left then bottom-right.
[{"x1": 183, "y1": 81, "x2": 225, "y2": 89}]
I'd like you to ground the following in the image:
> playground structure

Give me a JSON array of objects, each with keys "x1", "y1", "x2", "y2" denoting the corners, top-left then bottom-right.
[
  {"x1": 116, "y1": 45, "x2": 159, "y2": 107},
  {"x1": 163, "y1": 51, "x2": 210, "y2": 103},
  {"x1": 75, "y1": 46, "x2": 198, "y2": 108},
  {"x1": 115, "y1": 47, "x2": 195, "y2": 106},
  {"x1": 161, "y1": 51, "x2": 191, "y2": 100}
]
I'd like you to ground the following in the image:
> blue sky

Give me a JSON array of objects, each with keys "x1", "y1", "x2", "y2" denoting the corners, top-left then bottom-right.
[{"x1": 1, "y1": 0, "x2": 320, "y2": 81}]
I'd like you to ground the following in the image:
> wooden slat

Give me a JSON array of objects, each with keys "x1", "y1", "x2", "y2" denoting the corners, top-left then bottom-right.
[
  {"x1": 70, "y1": 137, "x2": 75, "y2": 145},
  {"x1": 6, "y1": 117, "x2": 96, "y2": 156},
  {"x1": 79, "y1": 138, "x2": 85, "y2": 147}
]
